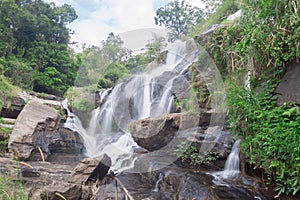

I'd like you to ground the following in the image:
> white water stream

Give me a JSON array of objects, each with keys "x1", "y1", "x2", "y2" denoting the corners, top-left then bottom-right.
[{"x1": 62, "y1": 40, "x2": 198, "y2": 173}]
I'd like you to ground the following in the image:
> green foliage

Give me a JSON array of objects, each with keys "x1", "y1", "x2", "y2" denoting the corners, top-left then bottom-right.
[
  {"x1": 191, "y1": 0, "x2": 300, "y2": 196},
  {"x1": 98, "y1": 61, "x2": 129, "y2": 89},
  {"x1": 96, "y1": 36, "x2": 166, "y2": 89},
  {"x1": 4, "y1": 56, "x2": 35, "y2": 89},
  {"x1": 175, "y1": 141, "x2": 218, "y2": 166},
  {"x1": 237, "y1": 0, "x2": 300, "y2": 76},
  {"x1": 0, "y1": 170, "x2": 27, "y2": 200},
  {"x1": 0, "y1": 75, "x2": 15, "y2": 112},
  {"x1": 155, "y1": 0, "x2": 203, "y2": 41},
  {"x1": 76, "y1": 33, "x2": 130, "y2": 88},
  {"x1": 0, "y1": 0, "x2": 79, "y2": 96},
  {"x1": 189, "y1": 0, "x2": 239, "y2": 37},
  {"x1": 226, "y1": 71, "x2": 300, "y2": 196},
  {"x1": 0, "y1": 127, "x2": 13, "y2": 136},
  {"x1": 101, "y1": 32, "x2": 128, "y2": 62},
  {"x1": 0, "y1": 75, "x2": 15, "y2": 97},
  {"x1": 0, "y1": 139, "x2": 9, "y2": 156}
]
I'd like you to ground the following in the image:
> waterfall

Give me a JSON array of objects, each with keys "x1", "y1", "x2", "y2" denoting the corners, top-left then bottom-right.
[
  {"x1": 221, "y1": 139, "x2": 241, "y2": 179},
  {"x1": 152, "y1": 173, "x2": 164, "y2": 192},
  {"x1": 210, "y1": 139, "x2": 241, "y2": 186},
  {"x1": 62, "y1": 40, "x2": 198, "y2": 173}
]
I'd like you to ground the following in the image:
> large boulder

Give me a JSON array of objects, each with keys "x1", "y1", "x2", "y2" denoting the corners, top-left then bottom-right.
[
  {"x1": 8, "y1": 100, "x2": 84, "y2": 161},
  {"x1": 276, "y1": 61, "x2": 300, "y2": 105},
  {"x1": 128, "y1": 112, "x2": 224, "y2": 152},
  {"x1": 8, "y1": 100, "x2": 60, "y2": 160}
]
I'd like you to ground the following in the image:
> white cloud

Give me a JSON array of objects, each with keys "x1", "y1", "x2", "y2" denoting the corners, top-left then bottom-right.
[{"x1": 44, "y1": 0, "x2": 205, "y2": 51}]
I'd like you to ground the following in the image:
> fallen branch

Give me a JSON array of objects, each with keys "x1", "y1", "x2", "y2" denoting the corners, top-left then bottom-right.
[
  {"x1": 20, "y1": 161, "x2": 33, "y2": 169},
  {"x1": 38, "y1": 147, "x2": 45, "y2": 162},
  {"x1": 55, "y1": 193, "x2": 67, "y2": 200}
]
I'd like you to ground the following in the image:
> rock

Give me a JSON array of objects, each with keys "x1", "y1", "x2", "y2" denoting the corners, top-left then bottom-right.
[
  {"x1": 8, "y1": 100, "x2": 60, "y2": 160},
  {"x1": 1, "y1": 95, "x2": 26, "y2": 118},
  {"x1": 128, "y1": 112, "x2": 224, "y2": 151},
  {"x1": 7, "y1": 100, "x2": 84, "y2": 161},
  {"x1": 0, "y1": 157, "x2": 38, "y2": 180},
  {"x1": 41, "y1": 183, "x2": 82, "y2": 200},
  {"x1": 22, "y1": 161, "x2": 79, "y2": 199},
  {"x1": 116, "y1": 167, "x2": 261, "y2": 200},
  {"x1": 48, "y1": 127, "x2": 84, "y2": 157},
  {"x1": 72, "y1": 154, "x2": 111, "y2": 184},
  {"x1": 276, "y1": 61, "x2": 300, "y2": 105},
  {"x1": 91, "y1": 183, "x2": 125, "y2": 200},
  {"x1": 226, "y1": 10, "x2": 242, "y2": 21}
]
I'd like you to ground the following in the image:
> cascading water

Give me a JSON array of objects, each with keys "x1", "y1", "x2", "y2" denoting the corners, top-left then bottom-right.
[
  {"x1": 62, "y1": 40, "x2": 198, "y2": 173},
  {"x1": 210, "y1": 139, "x2": 242, "y2": 186},
  {"x1": 222, "y1": 139, "x2": 241, "y2": 178},
  {"x1": 152, "y1": 173, "x2": 164, "y2": 192}
]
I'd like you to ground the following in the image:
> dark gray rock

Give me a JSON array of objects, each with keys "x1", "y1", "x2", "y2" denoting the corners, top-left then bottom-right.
[
  {"x1": 1, "y1": 95, "x2": 26, "y2": 118},
  {"x1": 41, "y1": 183, "x2": 82, "y2": 200},
  {"x1": 91, "y1": 182, "x2": 125, "y2": 200},
  {"x1": 276, "y1": 61, "x2": 300, "y2": 105},
  {"x1": 72, "y1": 154, "x2": 111, "y2": 184}
]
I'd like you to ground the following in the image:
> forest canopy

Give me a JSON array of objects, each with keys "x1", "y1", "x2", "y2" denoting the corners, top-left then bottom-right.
[{"x1": 0, "y1": 0, "x2": 79, "y2": 95}]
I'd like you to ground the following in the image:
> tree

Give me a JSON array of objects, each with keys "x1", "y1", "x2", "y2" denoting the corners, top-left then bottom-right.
[
  {"x1": 101, "y1": 32, "x2": 128, "y2": 61},
  {"x1": 0, "y1": 0, "x2": 79, "y2": 95},
  {"x1": 154, "y1": 0, "x2": 203, "y2": 41}
]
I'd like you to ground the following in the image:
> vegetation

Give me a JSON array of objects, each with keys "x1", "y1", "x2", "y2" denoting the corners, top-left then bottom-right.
[
  {"x1": 227, "y1": 73, "x2": 300, "y2": 196},
  {"x1": 175, "y1": 141, "x2": 217, "y2": 166},
  {"x1": 0, "y1": 171, "x2": 26, "y2": 200},
  {"x1": 155, "y1": 0, "x2": 203, "y2": 41},
  {"x1": 189, "y1": 0, "x2": 300, "y2": 196},
  {"x1": 0, "y1": 0, "x2": 80, "y2": 96},
  {"x1": 189, "y1": 0, "x2": 240, "y2": 37}
]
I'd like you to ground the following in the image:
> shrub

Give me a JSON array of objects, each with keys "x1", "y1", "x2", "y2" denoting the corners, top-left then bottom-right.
[{"x1": 226, "y1": 71, "x2": 300, "y2": 196}]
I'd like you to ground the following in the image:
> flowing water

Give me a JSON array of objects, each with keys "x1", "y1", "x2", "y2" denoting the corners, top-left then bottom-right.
[
  {"x1": 63, "y1": 40, "x2": 198, "y2": 173},
  {"x1": 62, "y1": 40, "x2": 267, "y2": 199},
  {"x1": 220, "y1": 139, "x2": 241, "y2": 179},
  {"x1": 210, "y1": 139, "x2": 242, "y2": 186}
]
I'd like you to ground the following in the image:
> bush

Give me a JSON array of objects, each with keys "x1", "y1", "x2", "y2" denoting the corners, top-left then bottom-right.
[
  {"x1": 175, "y1": 141, "x2": 218, "y2": 166},
  {"x1": 226, "y1": 71, "x2": 300, "y2": 196}
]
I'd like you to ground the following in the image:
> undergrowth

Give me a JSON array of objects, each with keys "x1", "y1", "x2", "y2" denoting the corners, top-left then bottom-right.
[
  {"x1": 0, "y1": 171, "x2": 27, "y2": 200},
  {"x1": 175, "y1": 141, "x2": 218, "y2": 166}
]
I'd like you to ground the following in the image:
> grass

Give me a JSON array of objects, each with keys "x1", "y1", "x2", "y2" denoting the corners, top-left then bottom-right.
[
  {"x1": 0, "y1": 172, "x2": 27, "y2": 200},
  {"x1": 0, "y1": 127, "x2": 13, "y2": 135}
]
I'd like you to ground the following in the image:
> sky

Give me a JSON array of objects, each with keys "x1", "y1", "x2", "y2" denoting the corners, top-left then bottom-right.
[{"x1": 44, "y1": 0, "x2": 205, "y2": 51}]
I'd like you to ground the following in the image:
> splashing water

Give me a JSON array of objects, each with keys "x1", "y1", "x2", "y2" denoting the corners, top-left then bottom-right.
[
  {"x1": 62, "y1": 40, "x2": 198, "y2": 173},
  {"x1": 210, "y1": 139, "x2": 242, "y2": 186}
]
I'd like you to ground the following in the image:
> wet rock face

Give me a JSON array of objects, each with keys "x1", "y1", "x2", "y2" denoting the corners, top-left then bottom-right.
[
  {"x1": 115, "y1": 167, "x2": 262, "y2": 200},
  {"x1": 276, "y1": 61, "x2": 300, "y2": 105}
]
